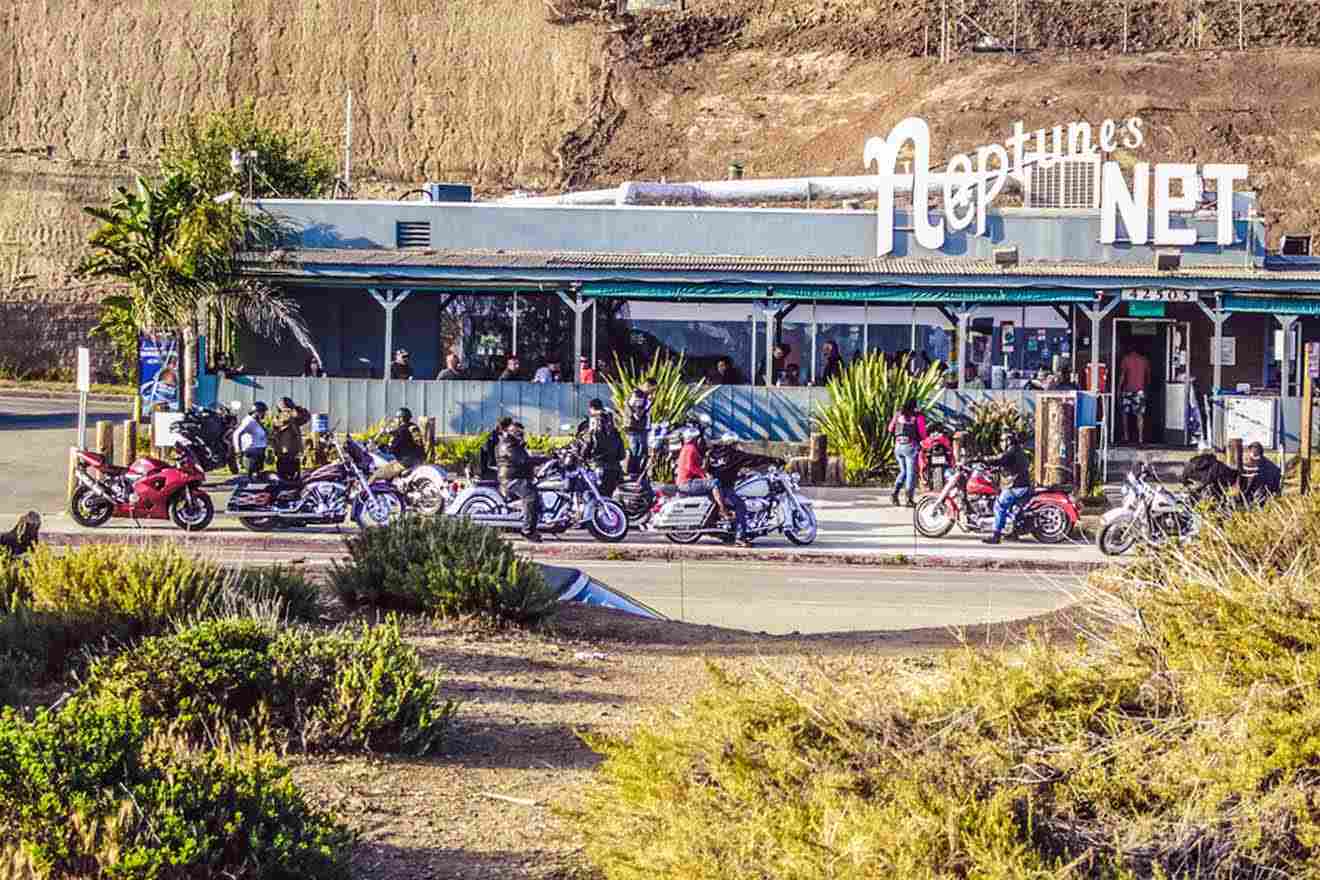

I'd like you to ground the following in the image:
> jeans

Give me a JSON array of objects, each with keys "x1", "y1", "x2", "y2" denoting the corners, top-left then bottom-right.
[
  {"x1": 504, "y1": 480, "x2": 542, "y2": 533},
  {"x1": 893, "y1": 441, "x2": 918, "y2": 492},
  {"x1": 593, "y1": 466, "x2": 623, "y2": 498},
  {"x1": 243, "y1": 448, "x2": 266, "y2": 478},
  {"x1": 993, "y1": 487, "x2": 1032, "y2": 534},
  {"x1": 626, "y1": 431, "x2": 648, "y2": 477},
  {"x1": 721, "y1": 483, "x2": 748, "y2": 538},
  {"x1": 275, "y1": 453, "x2": 300, "y2": 481}
]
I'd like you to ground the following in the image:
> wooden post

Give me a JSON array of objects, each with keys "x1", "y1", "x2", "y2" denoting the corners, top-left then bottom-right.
[
  {"x1": 1034, "y1": 397, "x2": 1049, "y2": 486},
  {"x1": 119, "y1": 420, "x2": 137, "y2": 467},
  {"x1": 95, "y1": 420, "x2": 114, "y2": 461},
  {"x1": 953, "y1": 430, "x2": 970, "y2": 465},
  {"x1": 1228, "y1": 437, "x2": 1244, "y2": 473},
  {"x1": 1078, "y1": 426, "x2": 1099, "y2": 495},
  {"x1": 1043, "y1": 397, "x2": 1076, "y2": 489},
  {"x1": 808, "y1": 432, "x2": 828, "y2": 484},
  {"x1": 1301, "y1": 346, "x2": 1314, "y2": 494}
]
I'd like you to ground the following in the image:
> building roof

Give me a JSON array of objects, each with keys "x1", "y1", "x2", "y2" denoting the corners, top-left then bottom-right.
[{"x1": 237, "y1": 247, "x2": 1320, "y2": 296}]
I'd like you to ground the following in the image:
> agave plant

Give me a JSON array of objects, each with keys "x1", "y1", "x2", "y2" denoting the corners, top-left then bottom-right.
[
  {"x1": 604, "y1": 350, "x2": 716, "y2": 427},
  {"x1": 964, "y1": 398, "x2": 1033, "y2": 458},
  {"x1": 813, "y1": 354, "x2": 946, "y2": 484}
]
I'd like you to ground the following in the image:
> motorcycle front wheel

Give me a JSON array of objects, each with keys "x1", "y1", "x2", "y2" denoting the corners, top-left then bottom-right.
[
  {"x1": 784, "y1": 506, "x2": 818, "y2": 546},
  {"x1": 587, "y1": 500, "x2": 629, "y2": 543},
  {"x1": 354, "y1": 490, "x2": 405, "y2": 529},
  {"x1": 70, "y1": 486, "x2": 114, "y2": 528},
  {"x1": 1097, "y1": 515, "x2": 1138, "y2": 556},
  {"x1": 169, "y1": 490, "x2": 214, "y2": 532},
  {"x1": 664, "y1": 530, "x2": 703, "y2": 545},
  {"x1": 1029, "y1": 503, "x2": 1072, "y2": 544},
  {"x1": 913, "y1": 495, "x2": 955, "y2": 538}
]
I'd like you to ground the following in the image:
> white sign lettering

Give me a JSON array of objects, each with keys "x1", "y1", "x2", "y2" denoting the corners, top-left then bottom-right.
[
  {"x1": 1121, "y1": 290, "x2": 1198, "y2": 303},
  {"x1": 865, "y1": 117, "x2": 1247, "y2": 256}
]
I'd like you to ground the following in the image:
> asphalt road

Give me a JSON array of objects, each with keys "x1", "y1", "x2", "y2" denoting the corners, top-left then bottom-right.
[
  {"x1": 0, "y1": 395, "x2": 131, "y2": 515},
  {"x1": 212, "y1": 546, "x2": 1080, "y2": 634}
]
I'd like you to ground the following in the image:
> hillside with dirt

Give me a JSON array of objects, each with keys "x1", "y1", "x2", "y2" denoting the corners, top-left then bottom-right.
[{"x1": 5, "y1": 0, "x2": 1320, "y2": 312}]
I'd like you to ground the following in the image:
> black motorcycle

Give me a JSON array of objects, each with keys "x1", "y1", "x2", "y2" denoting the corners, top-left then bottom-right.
[{"x1": 172, "y1": 405, "x2": 239, "y2": 473}]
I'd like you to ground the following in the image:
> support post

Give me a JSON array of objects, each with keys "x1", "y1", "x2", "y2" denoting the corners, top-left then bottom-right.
[
  {"x1": 1228, "y1": 437, "x2": 1244, "y2": 472},
  {"x1": 750, "y1": 310, "x2": 758, "y2": 387},
  {"x1": 556, "y1": 290, "x2": 594, "y2": 382},
  {"x1": 95, "y1": 420, "x2": 114, "y2": 461},
  {"x1": 1277, "y1": 314, "x2": 1299, "y2": 463},
  {"x1": 1078, "y1": 295, "x2": 1120, "y2": 392},
  {"x1": 1196, "y1": 299, "x2": 1231, "y2": 394},
  {"x1": 765, "y1": 305, "x2": 775, "y2": 386},
  {"x1": 369, "y1": 288, "x2": 412, "y2": 380},
  {"x1": 862, "y1": 303, "x2": 870, "y2": 355},
  {"x1": 1078, "y1": 425, "x2": 1099, "y2": 496},
  {"x1": 810, "y1": 301, "x2": 819, "y2": 386},
  {"x1": 953, "y1": 304, "x2": 979, "y2": 391},
  {"x1": 1302, "y1": 344, "x2": 1314, "y2": 494},
  {"x1": 909, "y1": 304, "x2": 917, "y2": 352},
  {"x1": 512, "y1": 293, "x2": 519, "y2": 356}
]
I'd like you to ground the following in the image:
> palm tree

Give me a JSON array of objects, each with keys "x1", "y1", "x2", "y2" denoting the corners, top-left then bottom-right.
[{"x1": 79, "y1": 174, "x2": 312, "y2": 409}]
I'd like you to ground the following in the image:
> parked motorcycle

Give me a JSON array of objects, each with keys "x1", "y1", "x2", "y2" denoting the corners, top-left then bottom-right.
[
  {"x1": 1097, "y1": 462, "x2": 1200, "y2": 556},
  {"x1": 70, "y1": 442, "x2": 214, "y2": 531},
  {"x1": 651, "y1": 466, "x2": 818, "y2": 546},
  {"x1": 918, "y1": 428, "x2": 955, "y2": 492},
  {"x1": 171, "y1": 404, "x2": 239, "y2": 473},
  {"x1": 913, "y1": 461, "x2": 1079, "y2": 544},
  {"x1": 366, "y1": 444, "x2": 454, "y2": 515},
  {"x1": 226, "y1": 435, "x2": 406, "y2": 531},
  {"x1": 612, "y1": 420, "x2": 674, "y2": 527},
  {"x1": 448, "y1": 446, "x2": 630, "y2": 542}
]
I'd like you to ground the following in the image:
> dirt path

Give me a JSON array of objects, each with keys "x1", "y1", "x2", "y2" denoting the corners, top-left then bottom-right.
[{"x1": 293, "y1": 603, "x2": 1087, "y2": 879}]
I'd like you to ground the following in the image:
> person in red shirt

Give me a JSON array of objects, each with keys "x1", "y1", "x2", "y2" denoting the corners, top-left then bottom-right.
[
  {"x1": 1118, "y1": 348, "x2": 1152, "y2": 445},
  {"x1": 887, "y1": 399, "x2": 929, "y2": 507},
  {"x1": 579, "y1": 356, "x2": 596, "y2": 384},
  {"x1": 675, "y1": 430, "x2": 728, "y2": 520}
]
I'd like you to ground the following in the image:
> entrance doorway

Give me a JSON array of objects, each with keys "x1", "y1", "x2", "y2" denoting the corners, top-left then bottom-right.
[{"x1": 1105, "y1": 318, "x2": 1192, "y2": 446}]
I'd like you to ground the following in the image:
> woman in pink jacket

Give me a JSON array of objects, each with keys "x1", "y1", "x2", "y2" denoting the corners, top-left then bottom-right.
[{"x1": 887, "y1": 399, "x2": 928, "y2": 507}]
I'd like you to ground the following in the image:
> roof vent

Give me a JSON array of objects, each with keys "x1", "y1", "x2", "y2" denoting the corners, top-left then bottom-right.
[
  {"x1": 1024, "y1": 155, "x2": 1100, "y2": 209},
  {"x1": 396, "y1": 221, "x2": 432, "y2": 249},
  {"x1": 1281, "y1": 234, "x2": 1312, "y2": 256}
]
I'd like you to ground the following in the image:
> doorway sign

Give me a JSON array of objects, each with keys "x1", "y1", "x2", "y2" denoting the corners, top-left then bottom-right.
[{"x1": 1127, "y1": 301, "x2": 1167, "y2": 319}]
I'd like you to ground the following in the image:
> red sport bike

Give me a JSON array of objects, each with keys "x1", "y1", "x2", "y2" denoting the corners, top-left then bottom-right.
[
  {"x1": 917, "y1": 428, "x2": 955, "y2": 492},
  {"x1": 70, "y1": 442, "x2": 214, "y2": 531},
  {"x1": 912, "y1": 460, "x2": 1078, "y2": 544}
]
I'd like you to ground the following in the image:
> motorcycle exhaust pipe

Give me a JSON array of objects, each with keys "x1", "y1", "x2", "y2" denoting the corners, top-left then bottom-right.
[{"x1": 76, "y1": 471, "x2": 116, "y2": 502}]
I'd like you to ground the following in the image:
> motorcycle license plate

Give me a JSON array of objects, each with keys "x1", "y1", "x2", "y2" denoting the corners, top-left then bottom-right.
[
  {"x1": 1100, "y1": 507, "x2": 1131, "y2": 526},
  {"x1": 928, "y1": 455, "x2": 946, "y2": 465}
]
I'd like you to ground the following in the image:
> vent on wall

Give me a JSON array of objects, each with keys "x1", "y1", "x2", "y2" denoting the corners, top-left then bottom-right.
[
  {"x1": 396, "y1": 221, "x2": 432, "y2": 249},
  {"x1": 1024, "y1": 156, "x2": 1100, "y2": 209}
]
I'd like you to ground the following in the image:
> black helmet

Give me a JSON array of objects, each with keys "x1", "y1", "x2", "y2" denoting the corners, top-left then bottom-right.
[
  {"x1": 279, "y1": 396, "x2": 295, "y2": 410},
  {"x1": 396, "y1": 407, "x2": 413, "y2": 422},
  {"x1": 1000, "y1": 428, "x2": 1018, "y2": 447},
  {"x1": 251, "y1": 401, "x2": 268, "y2": 415},
  {"x1": 588, "y1": 397, "x2": 605, "y2": 412}
]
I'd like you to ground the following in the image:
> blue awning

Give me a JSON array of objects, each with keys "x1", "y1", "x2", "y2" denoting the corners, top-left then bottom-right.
[
  {"x1": 1222, "y1": 294, "x2": 1320, "y2": 316},
  {"x1": 580, "y1": 282, "x2": 1096, "y2": 304}
]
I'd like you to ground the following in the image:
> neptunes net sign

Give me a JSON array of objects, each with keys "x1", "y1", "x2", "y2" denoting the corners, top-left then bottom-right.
[{"x1": 864, "y1": 117, "x2": 1248, "y2": 257}]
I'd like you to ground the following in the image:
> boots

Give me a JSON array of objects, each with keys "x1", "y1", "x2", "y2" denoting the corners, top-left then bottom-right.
[
  {"x1": 982, "y1": 532, "x2": 1002, "y2": 545},
  {"x1": 891, "y1": 486, "x2": 902, "y2": 506},
  {"x1": 905, "y1": 489, "x2": 916, "y2": 508}
]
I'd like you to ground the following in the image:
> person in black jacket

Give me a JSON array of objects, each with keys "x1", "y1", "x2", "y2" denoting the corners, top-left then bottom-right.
[
  {"x1": 386, "y1": 407, "x2": 427, "y2": 469},
  {"x1": 817, "y1": 341, "x2": 844, "y2": 386},
  {"x1": 1241, "y1": 442, "x2": 1282, "y2": 507},
  {"x1": 479, "y1": 416, "x2": 514, "y2": 480},
  {"x1": 622, "y1": 380, "x2": 655, "y2": 478},
  {"x1": 496, "y1": 422, "x2": 542, "y2": 542},
  {"x1": 577, "y1": 399, "x2": 626, "y2": 496},
  {"x1": 981, "y1": 429, "x2": 1033, "y2": 545}
]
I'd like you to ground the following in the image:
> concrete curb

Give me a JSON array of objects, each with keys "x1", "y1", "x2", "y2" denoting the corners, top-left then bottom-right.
[{"x1": 41, "y1": 529, "x2": 1109, "y2": 574}]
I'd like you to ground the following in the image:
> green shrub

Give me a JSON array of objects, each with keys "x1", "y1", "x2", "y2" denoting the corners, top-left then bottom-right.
[
  {"x1": 0, "y1": 551, "x2": 25, "y2": 611},
  {"x1": 964, "y1": 396, "x2": 1033, "y2": 457},
  {"x1": 432, "y1": 434, "x2": 487, "y2": 472},
  {"x1": 230, "y1": 565, "x2": 322, "y2": 622},
  {"x1": 575, "y1": 497, "x2": 1320, "y2": 879},
  {"x1": 812, "y1": 353, "x2": 945, "y2": 482},
  {"x1": 82, "y1": 617, "x2": 453, "y2": 755},
  {"x1": 0, "y1": 697, "x2": 351, "y2": 879},
  {"x1": 330, "y1": 516, "x2": 559, "y2": 626}
]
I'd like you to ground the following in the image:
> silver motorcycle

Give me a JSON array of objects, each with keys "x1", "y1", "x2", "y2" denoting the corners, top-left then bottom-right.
[
  {"x1": 447, "y1": 446, "x2": 630, "y2": 542},
  {"x1": 651, "y1": 463, "x2": 818, "y2": 546},
  {"x1": 366, "y1": 443, "x2": 453, "y2": 515},
  {"x1": 1096, "y1": 461, "x2": 1200, "y2": 556}
]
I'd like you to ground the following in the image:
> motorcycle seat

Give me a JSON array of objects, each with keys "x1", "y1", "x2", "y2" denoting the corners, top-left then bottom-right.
[
  {"x1": 473, "y1": 480, "x2": 500, "y2": 489},
  {"x1": 1034, "y1": 484, "x2": 1074, "y2": 496}
]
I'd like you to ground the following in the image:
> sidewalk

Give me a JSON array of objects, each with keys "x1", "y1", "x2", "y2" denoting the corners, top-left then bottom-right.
[{"x1": 28, "y1": 498, "x2": 1112, "y2": 574}]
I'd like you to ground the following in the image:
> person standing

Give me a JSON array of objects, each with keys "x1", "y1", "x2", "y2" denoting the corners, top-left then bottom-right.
[
  {"x1": 578, "y1": 398, "x2": 626, "y2": 496},
  {"x1": 498, "y1": 356, "x2": 522, "y2": 381},
  {"x1": 497, "y1": 422, "x2": 542, "y2": 542},
  {"x1": 887, "y1": 399, "x2": 928, "y2": 507},
  {"x1": 818, "y1": 341, "x2": 844, "y2": 386},
  {"x1": 302, "y1": 355, "x2": 325, "y2": 378},
  {"x1": 1118, "y1": 347, "x2": 1152, "y2": 445},
  {"x1": 623, "y1": 379, "x2": 654, "y2": 478},
  {"x1": 233, "y1": 401, "x2": 269, "y2": 478},
  {"x1": 532, "y1": 358, "x2": 557, "y2": 383},
  {"x1": 578, "y1": 356, "x2": 597, "y2": 384},
  {"x1": 436, "y1": 353, "x2": 466, "y2": 380},
  {"x1": 389, "y1": 350, "x2": 413, "y2": 380},
  {"x1": 270, "y1": 397, "x2": 311, "y2": 481},
  {"x1": 708, "y1": 356, "x2": 743, "y2": 385},
  {"x1": 981, "y1": 430, "x2": 1033, "y2": 545}
]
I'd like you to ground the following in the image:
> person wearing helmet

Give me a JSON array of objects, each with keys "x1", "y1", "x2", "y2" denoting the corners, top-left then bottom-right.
[
  {"x1": 622, "y1": 379, "x2": 655, "y2": 478},
  {"x1": 981, "y1": 429, "x2": 1033, "y2": 545},
  {"x1": 676, "y1": 424, "x2": 730, "y2": 525},
  {"x1": 233, "y1": 401, "x2": 270, "y2": 478},
  {"x1": 270, "y1": 396, "x2": 311, "y2": 480},
  {"x1": 387, "y1": 407, "x2": 427, "y2": 469},
  {"x1": 577, "y1": 398, "x2": 626, "y2": 496},
  {"x1": 496, "y1": 422, "x2": 542, "y2": 542}
]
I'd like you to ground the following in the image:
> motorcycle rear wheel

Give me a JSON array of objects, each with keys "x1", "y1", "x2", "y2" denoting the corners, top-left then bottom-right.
[
  {"x1": 664, "y1": 530, "x2": 703, "y2": 545},
  {"x1": 70, "y1": 486, "x2": 114, "y2": 528},
  {"x1": 1097, "y1": 515, "x2": 1138, "y2": 556},
  {"x1": 354, "y1": 490, "x2": 405, "y2": 529},
  {"x1": 169, "y1": 490, "x2": 214, "y2": 532},
  {"x1": 1029, "y1": 503, "x2": 1072, "y2": 544},
  {"x1": 238, "y1": 516, "x2": 281, "y2": 532},
  {"x1": 587, "y1": 500, "x2": 629, "y2": 543},
  {"x1": 913, "y1": 495, "x2": 955, "y2": 538}
]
